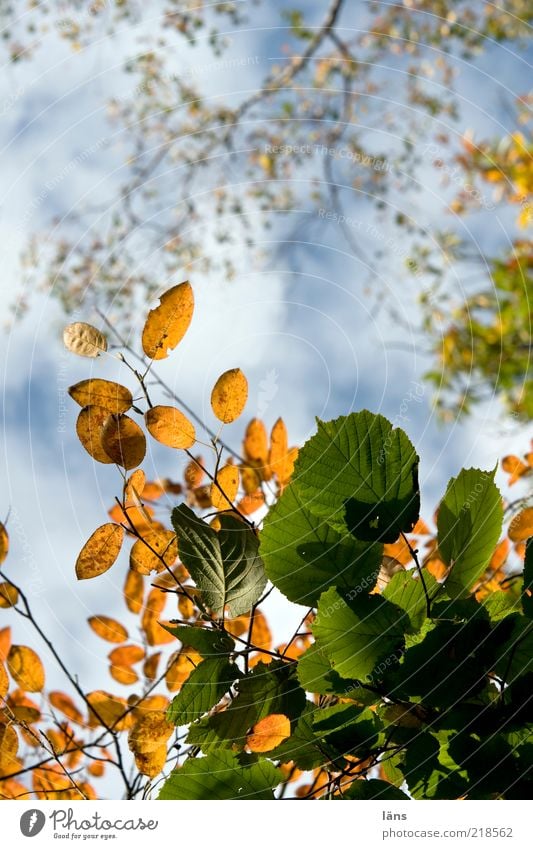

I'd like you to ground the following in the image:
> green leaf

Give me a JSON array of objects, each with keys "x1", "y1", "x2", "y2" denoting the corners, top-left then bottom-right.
[
  {"x1": 492, "y1": 615, "x2": 533, "y2": 683},
  {"x1": 383, "y1": 570, "x2": 439, "y2": 632},
  {"x1": 269, "y1": 702, "x2": 339, "y2": 770},
  {"x1": 260, "y1": 483, "x2": 382, "y2": 606},
  {"x1": 172, "y1": 504, "x2": 266, "y2": 616},
  {"x1": 296, "y1": 640, "x2": 364, "y2": 697},
  {"x1": 482, "y1": 591, "x2": 521, "y2": 623},
  {"x1": 162, "y1": 624, "x2": 235, "y2": 656},
  {"x1": 401, "y1": 732, "x2": 469, "y2": 800},
  {"x1": 167, "y1": 657, "x2": 238, "y2": 725},
  {"x1": 437, "y1": 467, "x2": 503, "y2": 598},
  {"x1": 189, "y1": 661, "x2": 306, "y2": 752},
  {"x1": 312, "y1": 703, "x2": 379, "y2": 756},
  {"x1": 158, "y1": 749, "x2": 282, "y2": 799},
  {"x1": 313, "y1": 588, "x2": 405, "y2": 682},
  {"x1": 337, "y1": 779, "x2": 410, "y2": 800},
  {"x1": 293, "y1": 411, "x2": 420, "y2": 543},
  {"x1": 523, "y1": 538, "x2": 533, "y2": 619}
]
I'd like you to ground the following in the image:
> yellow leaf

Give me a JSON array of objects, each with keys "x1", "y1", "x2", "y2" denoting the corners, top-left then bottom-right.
[
  {"x1": 0, "y1": 661, "x2": 8, "y2": 700},
  {"x1": 76, "y1": 523, "x2": 125, "y2": 580},
  {"x1": 0, "y1": 522, "x2": 9, "y2": 565},
  {"x1": 246, "y1": 714, "x2": 291, "y2": 753},
  {"x1": 48, "y1": 691, "x2": 84, "y2": 724},
  {"x1": 86, "y1": 691, "x2": 132, "y2": 730},
  {"x1": 243, "y1": 418, "x2": 269, "y2": 465},
  {"x1": 145, "y1": 405, "x2": 196, "y2": 449},
  {"x1": 130, "y1": 694, "x2": 169, "y2": 718},
  {"x1": 210, "y1": 368, "x2": 248, "y2": 423},
  {"x1": 130, "y1": 530, "x2": 177, "y2": 575},
  {"x1": 76, "y1": 406, "x2": 114, "y2": 465},
  {"x1": 0, "y1": 582, "x2": 18, "y2": 608},
  {"x1": 123, "y1": 569, "x2": 144, "y2": 614},
  {"x1": 143, "y1": 652, "x2": 161, "y2": 681},
  {"x1": 7, "y1": 645, "x2": 45, "y2": 692},
  {"x1": 142, "y1": 281, "x2": 194, "y2": 360},
  {"x1": 88, "y1": 616, "x2": 129, "y2": 644},
  {"x1": 63, "y1": 322, "x2": 108, "y2": 358},
  {"x1": 238, "y1": 490, "x2": 265, "y2": 516},
  {"x1": 7, "y1": 690, "x2": 41, "y2": 723},
  {"x1": 108, "y1": 645, "x2": 145, "y2": 666},
  {"x1": 509, "y1": 508, "x2": 533, "y2": 542},
  {"x1": 68, "y1": 379, "x2": 133, "y2": 413},
  {"x1": 178, "y1": 594, "x2": 195, "y2": 618},
  {"x1": 165, "y1": 650, "x2": 201, "y2": 692},
  {"x1": 211, "y1": 464, "x2": 240, "y2": 510},
  {"x1": 124, "y1": 469, "x2": 146, "y2": 505},
  {"x1": 0, "y1": 723, "x2": 19, "y2": 769},
  {"x1": 0, "y1": 626, "x2": 11, "y2": 661},
  {"x1": 248, "y1": 610, "x2": 273, "y2": 668},
  {"x1": 268, "y1": 417, "x2": 288, "y2": 479},
  {"x1": 184, "y1": 456, "x2": 205, "y2": 489},
  {"x1": 128, "y1": 710, "x2": 174, "y2": 754},
  {"x1": 109, "y1": 664, "x2": 139, "y2": 686},
  {"x1": 101, "y1": 414, "x2": 146, "y2": 470},
  {"x1": 134, "y1": 743, "x2": 167, "y2": 778}
]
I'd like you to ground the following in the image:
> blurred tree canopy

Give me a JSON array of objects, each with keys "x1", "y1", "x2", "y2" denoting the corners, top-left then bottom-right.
[{"x1": 3, "y1": 0, "x2": 532, "y2": 419}]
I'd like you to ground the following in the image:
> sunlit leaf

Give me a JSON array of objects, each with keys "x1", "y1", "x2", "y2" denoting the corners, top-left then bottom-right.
[
  {"x1": 124, "y1": 469, "x2": 146, "y2": 504},
  {"x1": 134, "y1": 743, "x2": 167, "y2": 778},
  {"x1": 159, "y1": 749, "x2": 282, "y2": 800},
  {"x1": 101, "y1": 414, "x2": 146, "y2": 470},
  {"x1": 509, "y1": 508, "x2": 533, "y2": 542},
  {"x1": 86, "y1": 691, "x2": 132, "y2": 730},
  {"x1": 211, "y1": 464, "x2": 239, "y2": 510},
  {"x1": 268, "y1": 417, "x2": 288, "y2": 480},
  {"x1": 128, "y1": 710, "x2": 174, "y2": 754},
  {"x1": 142, "y1": 281, "x2": 194, "y2": 360},
  {"x1": 0, "y1": 661, "x2": 8, "y2": 700},
  {"x1": 0, "y1": 582, "x2": 18, "y2": 608},
  {"x1": 110, "y1": 664, "x2": 139, "y2": 686},
  {"x1": 243, "y1": 418, "x2": 268, "y2": 465},
  {"x1": 0, "y1": 523, "x2": 9, "y2": 565},
  {"x1": 88, "y1": 616, "x2": 128, "y2": 644},
  {"x1": 48, "y1": 692, "x2": 84, "y2": 725},
  {"x1": 165, "y1": 649, "x2": 202, "y2": 693},
  {"x1": 108, "y1": 645, "x2": 145, "y2": 666},
  {"x1": 76, "y1": 406, "x2": 114, "y2": 464},
  {"x1": 6, "y1": 690, "x2": 41, "y2": 723},
  {"x1": 210, "y1": 368, "x2": 248, "y2": 423},
  {"x1": 247, "y1": 713, "x2": 291, "y2": 752},
  {"x1": 123, "y1": 569, "x2": 144, "y2": 614},
  {"x1": 76, "y1": 523, "x2": 125, "y2": 580},
  {"x1": 7, "y1": 645, "x2": 45, "y2": 692},
  {"x1": 63, "y1": 322, "x2": 107, "y2": 358},
  {"x1": 167, "y1": 657, "x2": 238, "y2": 725},
  {"x1": 129, "y1": 530, "x2": 177, "y2": 575},
  {"x1": 68, "y1": 379, "x2": 132, "y2": 413},
  {"x1": 145, "y1": 405, "x2": 196, "y2": 449}
]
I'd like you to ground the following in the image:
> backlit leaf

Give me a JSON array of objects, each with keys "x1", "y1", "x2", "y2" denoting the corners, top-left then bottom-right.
[
  {"x1": 129, "y1": 530, "x2": 177, "y2": 575},
  {"x1": 247, "y1": 713, "x2": 291, "y2": 752},
  {"x1": 86, "y1": 691, "x2": 132, "y2": 730},
  {"x1": 509, "y1": 508, "x2": 533, "y2": 542},
  {"x1": 142, "y1": 281, "x2": 194, "y2": 360},
  {"x1": 211, "y1": 464, "x2": 239, "y2": 510},
  {"x1": 75, "y1": 523, "x2": 124, "y2": 580},
  {"x1": 243, "y1": 418, "x2": 268, "y2": 465},
  {"x1": 159, "y1": 749, "x2": 282, "y2": 800},
  {"x1": 268, "y1": 417, "x2": 288, "y2": 479},
  {"x1": 134, "y1": 744, "x2": 167, "y2": 778},
  {"x1": 128, "y1": 710, "x2": 174, "y2": 754},
  {"x1": 124, "y1": 469, "x2": 146, "y2": 504},
  {"x1": 165, "y1": 649, "x2": 202, "y2": 692},
  {"x1": 63, "y1": 322, "x2": 107, "y2": 358},
  {"x1": 48, "y1": 692, "x2": 84, "y2": 724},
  {"x1": 438, "y1": 468, "x2": 503, "y2": 597},
  {"x1": 0, "y1": 582, "x2": 18, "y2": 608},
  {"x1": 7, "y1": 645, "x2": 45, "y2": 692},
  {"x1": 0, "y1": 661, "x2": 8, "y2": 700},
  {"x1": 210, "y1": 368, "x2": 248, "y2": 423},
  {"x1": 108, "y1": 645, "x2": 145, "y2": 666},
  {"x1": 110, "y1": 665, "x2": 139, "y2": 686},
  {"x1": 68, "y1": 379, "x2": 132, "y2": 413},
  {"x1": 123, "y1": 569, "x2": 144, "y2": 614},
  {"x1": 167, "y1": 657, "x2": 238, "y2": 725},
  {"x1": 101, "y1": 414, "x2": 146, "y2": 470},
  {"x1": 76, "y1": 406, "x2": 114, "y2": 464},
  {"x1": 0, "y1": 523, "x2": 9, "y2": 565},
  {"x1": 88, "y1": 616, "x2": 128, "y2": 644},
  {"x1": 145, "y1": 405, "x2": 195, "y2": 449}
]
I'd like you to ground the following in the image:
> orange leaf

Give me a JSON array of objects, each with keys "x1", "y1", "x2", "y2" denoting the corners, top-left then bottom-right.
[
  {"x1": 108, "y1": 645, "x2": 145, "y2": 666},
  {"x1": 88, "y1": 616, "x2": 128, "y2": 644},
  {"x1": 0, "y1": 627, "x2": 11, "y2": 661},
  {"x1": 145, "y1": 405, "x2": 196, "y2": 449},
  {"x1": 238, "y1": 490, "x2": 265, "y2": 516},
  {"x1": 76, "y1": 523, "x2": 125, "y2": 580},
  {"x1": 124, "y1": 469, "x2": 146, "y2": 505},
  {"x1": 7, "y1": 645, "x2": 45, "y2": 692},
  {"x1": 502, "y1": 454, "x2": 529, "y2": 485},
  {"x1": 68, "y1": 379, "x2": 132, "y2": 413},
  {"x1": 240, "y1": 464, "x2": 261, "y2": 495},
  {"x1": 142, "y1": 481, "x2": 165, "y2": 501},
  {"x1": 210, "y1": 368, "x2": 248, "y2": 423},
  {"x1": 508, "y1": 508, "x2": 533, "y2": 542},
  {"x1": 165, "y1": 650, "x2": 201, "y2": 692},
  {"x1": 123, "y1": 569, "x2": 144, "y2": 614},
  {"x1": 101, "y1": 414, "x2": 146, "y2": 470},
  {"x1": 109, "y1": 503, "x2": 155, "y2": 535},
  {"x1": 6, "y1": 690, "x2": 41, "y2": 723},
  {"x1": 0, "y1": 522, "x2": 9, "y2": 565},
  {"x1": 243, "y1": 418, "x2": 268, "y2": 464},
  {"x1": 48, "y1": 691, "x2": 84, "y2": 724},
  {"x1": 0, "y1": 724, "x2": 19, "y2": 769},
  {"x1": 249, "y1": 610, "x2": 273, "y2": 668},
  {"x1": 130, "y1": 694, "x2": 169, "y2": 717},
  {"x1": 178, "y1": 595, "x2": 195, "y2": 618},
  {"x1": 109, "y1": 665, "x2": 139, "y2": 686},
  {"x1": 184, "y1": 456, "x2": 205, "y2": 489},
  {"x1": 128, "y1": 710, "x2": 174, "y2": 754},
  {"x1": 143, "y1": 652, "x2": 161, "y2": 681},
  {"x1": 383, "y1": 537, "x2": 413, "y2": 567},
  {"x1": 134, "y1": 743, "x2": 167, "y2": 778},
  {"x1": 0, "y1": 582, "x2": 18, "y2": 608},
  {"x1": 489, "y1": 538, "x2": 510, "y2": 572},
  {"x1": 86, "y1": 691, "x2": 132, "y2": 730},
  {"x1": 76, "y1": 406, "x2": 114, "y2": 465},
  {"x1": 0, "y1": 661, "x2": 8, "y2": 700},
  {"x1": 63, "y1": 322, "x2": 107, "y2": 358},
  {"x1": 211, "y1": 464, "x2": 240, "y2": 510},
  {"x1": 268, "y1": 418, "x2": 288, "y2": 480},
  {"x1": 142, "y1": 281, "x2": 194, "y2": 360},
  {"x1": 246, "y1": 714, "x2": 291, "y2": 752},
  {"x1": 130, "y1": 530, "x2": 177, "y2": 575}
]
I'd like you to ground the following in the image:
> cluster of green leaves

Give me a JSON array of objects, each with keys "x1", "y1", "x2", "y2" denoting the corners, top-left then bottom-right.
[{"x1": 159, "y1": 410, "x2": 532, "y2": 800}]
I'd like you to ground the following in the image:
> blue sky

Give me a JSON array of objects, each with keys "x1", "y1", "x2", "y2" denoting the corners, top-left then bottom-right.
[{"x1": 0, "y1": 2, "x2": 531, "y2": 736}]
